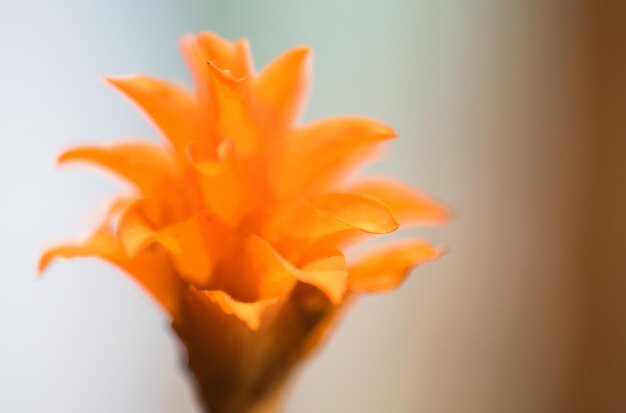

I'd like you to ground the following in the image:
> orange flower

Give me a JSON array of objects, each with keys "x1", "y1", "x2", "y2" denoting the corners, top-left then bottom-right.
[{"x1": 40, "y1": 32, "x2": 449, "y2": 413}]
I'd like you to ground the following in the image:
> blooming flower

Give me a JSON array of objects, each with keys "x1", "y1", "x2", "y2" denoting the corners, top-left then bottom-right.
[{"x1": 40, "y1": 32, "x2": 449, "y2": 413}]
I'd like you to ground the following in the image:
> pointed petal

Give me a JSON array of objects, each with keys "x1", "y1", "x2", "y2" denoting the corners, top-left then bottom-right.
[
  {"x1": 105, "y1": 76, "x2": 201, "y2": 154},
  {"x1": 39, "y1": 202, "x2": 183, "y2": 316},
  {"x1": 272, "y1": 117, "x2": 396, "y2": 199},
  {"x1": 200, "y1": 290, "x2": 278, "y2": 330},
  {"x1": 196, "y1": 32, "x2": 253, "y2": 79},
  {"x1": 349, "y1": 178, "x2": 450, "y2": 225},
  {"x1": 39, "y1": 227, "x2": 123, "y2": 274},
  {"x1": 58, "y1": 142, "x2": 176, "y2": 197},
  {"x1": 315, "y1": 192, "x2": 399, "y2": 234},
  {"x1": 253, "y1": 46, "x2": 310, "y2": 131},
  {"x1": 39, "y1": 198, "x2": 131, "y2": 275},
  {"x1": 205, "y1": 62, "x2": 258, "y2": 155},
  {"x1": 272, "y1": 192, "x2": 399, "y2": 243},
  {"x1": 348, "y1": 240, "x2": 444, "y2": 293},
  {"x1": 180, "y1": 33, "x2": 254, "y2": 152}
]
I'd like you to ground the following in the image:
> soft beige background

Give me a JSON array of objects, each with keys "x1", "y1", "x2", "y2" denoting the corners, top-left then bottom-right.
[{"x1": 1, "y1": 1, "x2": 624, "y2": 412}]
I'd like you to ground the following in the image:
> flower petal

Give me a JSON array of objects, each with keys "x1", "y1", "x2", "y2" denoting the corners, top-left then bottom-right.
[
  {"x1": 117, "y1": 198, "x2": 234, "y2": 288},
  {"x1": 187, "y1": 141, "x2": 251, "y2": 226},
  {"x1": 116, "y1": 198, "x2": 161, "y2": 257},
  {"x1": 314, "y1": 192, "x2": 399, "y2": 234},
  {"x1": 219, "y1": 236, "x2": 347, "y2": 304},
  {"x1": 348, "y1": 240, "x2": 444, "y2": 293},
  {"x1": 295, "y1": 253, "x2": 348, "y2": 305},
  {"x1": 38, "y1": 227, "x2": 123, "y2": 274},
  {"x1": 349, "y1": 178, "x2": 450, "y2": 225},
  {"x1": 253, "y1": 46, "x2": 310, "y2": 132},
  {"x1": 39, "y1": 201, "x2": 183, "y2": 316},
  {"x1": 219, "y1": 235, "x2": 297, "y2": 302},
  {"x1": 249, "y1": 236, "x2": 347, "y2": 304},
  {"x1": 272, "y1": 192, "x2": 399, "y2": 244},
  {"x1": 154, "y1": 211, "x2": 234, "y2": 288},
  {"x1": 241, "y1": 237, "x2": 349, "y2": 304},
  {"x1": 199, "y1": 290, "x2": 278, "y2": 330},
  {"x1": 205, "y1": 62, "x2": 258, "y2": 156},
  {"x1": 180, "y1": 33, "x2": 255, "y2": 154},
  {"x1": 272, "y1": 117, "x2": 396, "y2": 199},
  {"x1": 105, "y1": 76, "x2": 201, "y2": 154},
  {"x1": 194, "y1": 32, "x2": 253, "y2": 80},
  {"x1": 58, "y1": 142, "x2": 176, "y2": 197}
]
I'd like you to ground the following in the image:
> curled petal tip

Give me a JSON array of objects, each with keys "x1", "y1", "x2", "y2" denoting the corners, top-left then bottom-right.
[
  {"x1": 37, "y1": 245, "x2": 73, "y2": 275},
  {"x1": 56, "y1": 147, "x2": 81, "y2": 165},
  {"x1": 56, "y1": 147, "x2": 87, "y2": 166},
  {"x1": 56, "y1": 153, "x2": 68, "y2": 165},
  {"x1": 37, "y1": 254, "x2": 51, "y2": 274},
  {"x1": 206, "y1": 60, "x2": 245, "y2": 82}
]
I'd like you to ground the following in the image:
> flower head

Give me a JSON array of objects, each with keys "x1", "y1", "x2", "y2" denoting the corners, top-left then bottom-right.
[{"x1": 40, "y1": 32, "x2": 448, "y2": 413}]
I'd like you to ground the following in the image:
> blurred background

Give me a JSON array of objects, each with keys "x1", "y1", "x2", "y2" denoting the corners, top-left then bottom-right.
[{"x1": 1, "y1": 0, "x2": 625, "y2": 412}]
